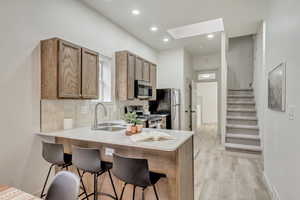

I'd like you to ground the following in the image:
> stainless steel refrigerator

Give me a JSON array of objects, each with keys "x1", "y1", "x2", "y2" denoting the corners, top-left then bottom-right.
[{"x1": 149, "y1": 88, "x2": 181, "y2": 130}]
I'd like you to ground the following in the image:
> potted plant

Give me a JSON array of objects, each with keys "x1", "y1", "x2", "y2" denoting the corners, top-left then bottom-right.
[
  {"x1": 135, "y1": 119, "x2": 143, "y2": 133},
  {"x1": 124, "y1": 112, "x2": 140, "y2": 135}
]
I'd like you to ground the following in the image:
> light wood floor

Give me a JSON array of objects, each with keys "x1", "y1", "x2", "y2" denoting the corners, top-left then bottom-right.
[{"x1": 193, "y1": 124, "x2": 271, "y2": 200}]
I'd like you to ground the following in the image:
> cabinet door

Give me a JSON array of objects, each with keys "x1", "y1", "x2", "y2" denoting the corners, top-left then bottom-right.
[
  {"x1": 135, "y1": 57, "x2": 143, "y2": 80},
  {"x1": 150, "y1": 64, "x2": 157, "y2": 100},
  {"x1": 161, "y1": 116, "x2": 167, "y2": 129},
  {"x1": 143, "y1": 61, "x2": 150, "y2": 81},
  {"x1": 82, "y1": 48, "x2": 99, "y2": 99},
  {"x1": 58, "y1": 40, "x2": 82, "y2": 98},
  {"x1": 127, "y1": 53, "x2": 135, "y2": 99}
]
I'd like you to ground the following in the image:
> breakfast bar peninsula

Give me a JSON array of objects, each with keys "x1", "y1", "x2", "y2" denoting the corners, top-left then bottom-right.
[{"x1": 38, "y1": 127, "x2": 194, "y2": 200}]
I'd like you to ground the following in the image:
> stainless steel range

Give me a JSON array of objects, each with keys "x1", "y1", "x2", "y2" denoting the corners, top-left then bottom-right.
[{"x1": 124, "y1": 106, "x2": 167, "y2": 129}]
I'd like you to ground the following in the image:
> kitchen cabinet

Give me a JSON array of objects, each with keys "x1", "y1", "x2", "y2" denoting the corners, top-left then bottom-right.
[
  {"x1": 143, "y1": 61, "x2": 150, "y2": 81},
  {"x1": 116, "y1": 50, "x2": 157, "y2": 101},
  {"x1": 41, "y1": 38, "x2": 99, "y2": 99},
  {"x1": 58, "y1": 40, "x2": 82, "y2": 98},
  {"x1": 150, "y1": 63, "x2": 157, "y2": 101},
  {"x1": 135, "y1": 57, "x2": 143, "y2": 80},
  {"x1": 160, "y1": 116, "x2": 167, "y2": 129},
  {"x1": 81, "y1": 48, "x2": 99, "y2": 99},
  {"x1": 116, "y1": 51, "x2": 136, "y2": 101}
]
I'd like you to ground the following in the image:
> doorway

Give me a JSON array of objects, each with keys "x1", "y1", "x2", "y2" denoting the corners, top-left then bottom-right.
[{"x1": 191, "y1": 79, "x2": 218, "y2": 132}]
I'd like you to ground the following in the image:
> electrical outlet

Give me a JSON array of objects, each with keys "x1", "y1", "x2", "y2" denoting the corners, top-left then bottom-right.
[{"x1": 105, "y1": 148, "x2": 115, "y2": 156}]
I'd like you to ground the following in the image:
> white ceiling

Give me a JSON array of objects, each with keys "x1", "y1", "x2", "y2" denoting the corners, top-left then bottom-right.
[{"x1": 82, "y1": 0, "x2": 267, "y2": 56}]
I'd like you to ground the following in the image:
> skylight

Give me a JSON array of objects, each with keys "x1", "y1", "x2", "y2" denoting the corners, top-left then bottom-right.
[{"x1": 167, "y1": 18, "x2": 224, "y2": 39}]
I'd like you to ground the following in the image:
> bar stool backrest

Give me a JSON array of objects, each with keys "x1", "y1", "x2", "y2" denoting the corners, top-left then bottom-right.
[
  {"x1": 42, "y1": 142, "x2": 65, "y2": 165},
  {"x1": 72, "y1": 146, "x2": 101, "y2": 172},
  {"x1": 46, "y1": 171, "x2": 80, "y2": 200},
  {"x1": 112, "y1": 154, "x2": 151, "y2": 187}
]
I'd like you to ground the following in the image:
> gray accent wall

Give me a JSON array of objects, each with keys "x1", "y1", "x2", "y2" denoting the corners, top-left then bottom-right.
[{"x1": 227, "y1": 35, "x2": 254, "y2": 89}]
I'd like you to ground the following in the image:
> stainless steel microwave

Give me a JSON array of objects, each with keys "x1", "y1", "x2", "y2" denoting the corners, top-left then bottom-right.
[{"x1": 135, "y1": 80, "x2": 152, "y2": 99}]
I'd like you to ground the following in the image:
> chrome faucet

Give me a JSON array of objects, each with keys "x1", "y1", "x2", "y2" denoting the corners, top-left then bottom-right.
[{"x1": 93, "y1": 102, "x2": 107, "y2": 129}]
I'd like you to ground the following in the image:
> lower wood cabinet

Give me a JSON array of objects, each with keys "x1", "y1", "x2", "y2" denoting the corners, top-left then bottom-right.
[
  {"x1": 160, "y1": 116, "x2": 167, "y2": 129},
  {"x1": 41, "y1": 38, "x2": 99, "y2": 99}
]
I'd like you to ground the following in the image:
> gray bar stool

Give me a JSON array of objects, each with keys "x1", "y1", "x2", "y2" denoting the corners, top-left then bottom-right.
[
  {"x1": 72, "y1": 146, "x2": 118, "y2": 200},
  {"x1": 46, "y1": 171, "x2": 80, "y2": 200},
  {"x1": 41, "y1": 142, "x2": 72, "y2": 198},
  {"x1": 112, "y1": 154, "x2": 166, "y2": 200}
]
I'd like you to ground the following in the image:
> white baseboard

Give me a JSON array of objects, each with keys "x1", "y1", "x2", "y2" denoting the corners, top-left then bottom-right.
[{"x1": 263, "y1": 172, "x2": 280, "y2": 200}]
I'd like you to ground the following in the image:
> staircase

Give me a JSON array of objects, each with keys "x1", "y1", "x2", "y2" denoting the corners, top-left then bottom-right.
[{"x1": 225, "y1": 89, "x2": 262, "y2": 153}]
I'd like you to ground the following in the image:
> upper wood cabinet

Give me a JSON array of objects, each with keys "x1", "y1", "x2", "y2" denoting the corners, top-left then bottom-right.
[
  {"x1": 58, "y1": 40, "x2": 82, "y2": 98},
  {"x1": 150, "y1": 64, "x2": 157, "y2": 101},
  {"x1": 143, "y1": 61, "x2": 150, "y2": 82},
  {"x1": 41, "y1": 38, "x2": 99, "y2": 99},
  {"x1": 116, "y1": 51, "x2": 157, "y2": 101},
  {"x1": 127, "y1": 54, "x2": 136, "y2": 99},
  {"x1": 116, "y1": 51, "x2": 136, "y2": 101},
  {"x1": 135, "y1": 57, "x2": 143, "y2": 81},
  {"x1": 81, "y1": 48, "x2": 99, "y2": 99}
]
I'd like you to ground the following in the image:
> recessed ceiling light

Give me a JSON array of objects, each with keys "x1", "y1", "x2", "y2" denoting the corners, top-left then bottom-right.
[
  {"x1": 131, "y1": 9, "x2": 140, "y2": 15},
  {"x1": 163, "y1": 37, "x2": 170, "y2": 42},
  {"x1": 207, "y1": 34, "x2": 214, "y2": 39},
  {"x1": 150, "y1": 26, "x2": 158, "y2": 32}
]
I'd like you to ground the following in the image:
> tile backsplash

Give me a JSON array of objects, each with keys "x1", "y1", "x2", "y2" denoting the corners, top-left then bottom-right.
[{"x1": 41, "y1": 99, "x2": 148, "y2": 132}]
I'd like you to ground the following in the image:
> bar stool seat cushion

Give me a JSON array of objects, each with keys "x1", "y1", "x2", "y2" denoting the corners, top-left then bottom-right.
[
  {"x1": 63, "y1": 153, "x2": 72, "y2": 165},
  {"x1": 53, "y1": 153, "x2": 72, "y2": 166},
  {"x1": 149, "y1": 172, "x2": 166, "y2": 185},
  {"x1": 101, "y1": 161, "x2": 113, "y2": 171}
]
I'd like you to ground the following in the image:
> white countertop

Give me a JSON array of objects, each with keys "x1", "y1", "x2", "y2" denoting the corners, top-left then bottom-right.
[{"x1": 37, "y1": 127, "x2": 194, "y2": 152}]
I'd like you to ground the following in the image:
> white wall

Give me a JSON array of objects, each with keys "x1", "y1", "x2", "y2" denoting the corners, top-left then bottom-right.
[
  {"x1": 157, "y1": 48, "x2": 185, "y2": 129},
  {"x1": 253, "y1": 21, "x2": 267, "y2": 146},
  {"x1": 260, "y1": 1, "x2": 300, "y2": 199},
  {"x1": 227, "y1": 35, "x2": 254, "y2": 89},
  {"x1": 157, "y1": 48, "x2": 184, "y2": 90},
  {"x1": 197, "y1": 82, "x2": 218, "y2": 124},
  {"x1": 220, "y1": 32, "x2": 228, "y2": 143},
  {"x1": 183, "y1": 50, "x2": 194, "y2": 130},
  {"x1": 0, "y1": 0, "x2": 157, "y2": 194},
  {"x1": 192, "y1": 53, "x2": 221, "y2": 71},
  {"x1": 157, "y1": 48, "x2": 194, "y2": 130}
]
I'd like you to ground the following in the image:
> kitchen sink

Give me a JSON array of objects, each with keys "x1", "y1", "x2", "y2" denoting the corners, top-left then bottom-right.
[
  {"x1": 94, "y1": 126, "x2": 125, "y2": 132},
  {"x1": 97, "y1": 123, "x2": 121, "y2": 127},
  {"x1": 92, "y1": 122, "x2": 126, "y2": 132}
]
